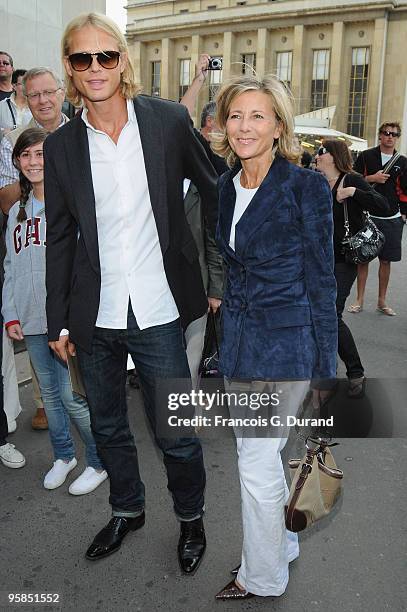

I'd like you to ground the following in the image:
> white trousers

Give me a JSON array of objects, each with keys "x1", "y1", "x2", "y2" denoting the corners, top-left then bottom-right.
[
  {"x1": 2, "y1": 332, "x2": 22, "y2": 425},
  {"x1": 226, "y1": 379, "x2": 309, "y2": 596}
]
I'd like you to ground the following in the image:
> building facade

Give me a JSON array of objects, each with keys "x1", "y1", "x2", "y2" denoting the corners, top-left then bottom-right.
[
  {"x1": 1, "y1": 0, "x2": 106, "y2": 77},
  {"x1": 126, "y1": 0, "x2": 407, "y2": 149}
]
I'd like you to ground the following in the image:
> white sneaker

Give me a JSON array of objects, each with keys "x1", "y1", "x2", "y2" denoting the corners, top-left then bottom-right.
[
  {"x1": 0, "y1": 443, "x2": 26, "y2": 468},
  {"x1": 44, "y1": 458, "x2": 77, "y2": 490},
  {"x1": 7, "y1": 419, "x2": 17, "y2": 434},
  {"x1": 68, "y1": 466, "x2": 108, "y2": 495}
]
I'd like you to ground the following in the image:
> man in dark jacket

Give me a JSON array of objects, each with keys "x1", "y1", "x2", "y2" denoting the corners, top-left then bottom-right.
[
  {"x1": 350, "y1": 122, "x2": 407, "y2": 315},
  {"x1": 45, "y1": 13, "x2": 217, "y2": 572}
]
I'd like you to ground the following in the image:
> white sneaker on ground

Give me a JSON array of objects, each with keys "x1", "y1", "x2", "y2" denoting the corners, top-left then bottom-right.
[
  {"x1": 0, "y1": 443, "x2": 26, "y2": 468},
  {"x1": 7, "y1": 419, "x2": 17, "y2": 434},
  {"x1": 44, "y1": 457, "x2": 77, "y2": 490},
  {"x1": 68, "y1": 466, "x2": 108, "y2": 495}
]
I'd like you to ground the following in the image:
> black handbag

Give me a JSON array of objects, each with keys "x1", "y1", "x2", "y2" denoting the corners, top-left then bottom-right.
[{"x1": 340, "y1": 176, "x2": 385, "y2": 265}]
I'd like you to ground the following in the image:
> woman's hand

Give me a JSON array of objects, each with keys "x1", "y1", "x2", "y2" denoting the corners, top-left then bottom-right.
[
  {"x1": 208, "y1": 297, "x2": 222, "y2": 314},
  {"x1": 336, "y1": 185, "x2": 356, "y2": 202},
  {"x1": 7, "y1": 323, "x2": 24, "y2": 341}
]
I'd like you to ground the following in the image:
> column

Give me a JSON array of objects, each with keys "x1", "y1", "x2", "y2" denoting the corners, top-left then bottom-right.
[
  {"x1": 292, "y1": 25, "x2": 305, "y2": 114},
  {"x1": 328, "y1": 21, "x2": 344, "y2": 131},
  {"x1": 161, "y1": 37, "x2": 175, "y2": 100},
  {"x1": 130, "y1": 40, "x2": 143, "y2": 88},
  {"x1": 223, "y1": 31, "x2": 235, "y2": 81},
  {"x1": 256, "y1": 28, "x2": 270, "y2": 76},
  {"x1": 366, "y1": 17, "x2": 387, "y2": 145}
]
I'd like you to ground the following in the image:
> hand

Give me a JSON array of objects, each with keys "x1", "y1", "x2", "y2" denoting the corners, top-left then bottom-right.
[
  {"x1": 49, "y1": 334, "x2": 76, "y2": 363},
  {"x1": 7, "y1": 323, "x2": 24, "y2": 341},
  {"x1": 195, "y1": 53, "x2": 210, "y2": 80},
  {"x1": 336, "y1": 185, "x2": 356, "y2": 202},
  {"x1": 208, "y1": 297, "x2": 222, "y2": 314},
  {"x1": 368, "y1": 171, "x2": 390, "y2": 184}
]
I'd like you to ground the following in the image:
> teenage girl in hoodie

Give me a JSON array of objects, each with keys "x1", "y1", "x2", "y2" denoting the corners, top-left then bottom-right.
[{"x1": 2, "y1": 127, "x2": 107, "y2": 494}]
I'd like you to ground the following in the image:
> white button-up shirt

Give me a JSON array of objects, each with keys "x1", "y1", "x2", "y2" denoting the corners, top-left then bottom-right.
[{"x1": 82, "y1": 99, "x2": 179, "y2": 329}]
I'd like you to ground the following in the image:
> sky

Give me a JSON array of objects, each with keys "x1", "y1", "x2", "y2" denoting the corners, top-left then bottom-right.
[{"x1": 106, "y1": 0, "x2": 127, "y2": 32}]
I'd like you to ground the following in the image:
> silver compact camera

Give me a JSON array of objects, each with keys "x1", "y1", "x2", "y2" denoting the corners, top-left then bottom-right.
[{"x1": 208, "y1": 57, "x2": 222, "y2": 70}]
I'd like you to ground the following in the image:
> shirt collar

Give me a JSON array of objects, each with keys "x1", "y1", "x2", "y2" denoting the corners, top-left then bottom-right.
[
  {"x1": 34, "y1": 114, "x2": 68, "y2": 130},
  {"x1": 81, "y1": 98, "x2": 135, "y2": 132}
]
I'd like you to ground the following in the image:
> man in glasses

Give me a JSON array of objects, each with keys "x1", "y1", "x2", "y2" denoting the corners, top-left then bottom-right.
[
  {"x1": 0, "y1": 52, "x2": 13, "y2": 101},
  {"x1": 44, "y1": 13, "x2": 217, "y2": 572},
  {"x1": 0, "y1": 67, "x2": 68, "y2": 216},
  {"x1": 350, "y1": 122, "x2": 407, "y2": 316}
]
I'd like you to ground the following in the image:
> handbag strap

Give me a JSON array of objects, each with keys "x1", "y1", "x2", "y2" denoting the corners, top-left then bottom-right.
[
  {"x1": 209, "y1": 309, "x2": 220, "y2": 356},
  {"x1": 6, "y1": 98, "x2": 17, "y2": 129},
  {"x1": 382, "y1": 151, "x2": 401, "y2": 175},
  {"x1": 338, "y1": 175, "x2": 352, "y2": 240}
]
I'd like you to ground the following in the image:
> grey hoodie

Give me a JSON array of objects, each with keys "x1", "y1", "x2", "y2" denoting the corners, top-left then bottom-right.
[{"x1": 2, "y1": 193, "x2": 48, "y2": 334}]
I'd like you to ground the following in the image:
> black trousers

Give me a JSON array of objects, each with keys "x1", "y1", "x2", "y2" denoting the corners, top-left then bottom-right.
[{"x1": 335, "y1": 262, "x2": 364, "y2": 379}]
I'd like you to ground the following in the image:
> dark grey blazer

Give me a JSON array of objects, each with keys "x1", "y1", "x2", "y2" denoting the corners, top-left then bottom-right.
[
  {"x1": 44, "y1": 95, "x2": 218, "y2": 353},
  {"x1": 184, "y1": 182, "x2": 224, "y2": 300}
]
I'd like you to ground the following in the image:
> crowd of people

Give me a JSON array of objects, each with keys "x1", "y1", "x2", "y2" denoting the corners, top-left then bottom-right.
[{"x1": 0, "y1": 11, "x2": 406, "y2": 602}]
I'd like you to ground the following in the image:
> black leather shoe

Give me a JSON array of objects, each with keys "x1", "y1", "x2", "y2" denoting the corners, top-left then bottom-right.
[
  {"x1": 85, "y1": 513, "x2": 145, "y2": 560},
  {"x1": 231, "y1": 564, "x2": 240, "y2": 576},
  {"x1": 178, "y1": 517, "x2": 206, "y2": 574},
  {"x1": 215, "y1": 579, "x2": 254, "y2": 600}
]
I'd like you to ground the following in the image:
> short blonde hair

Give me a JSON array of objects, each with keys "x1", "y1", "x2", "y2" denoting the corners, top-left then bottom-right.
[
  {"x1": 211, "y1": 74, "x2": 301, "y2": 168},
  {"x1": 61, "y1": 12, "x2": 141, "y2": 106}
]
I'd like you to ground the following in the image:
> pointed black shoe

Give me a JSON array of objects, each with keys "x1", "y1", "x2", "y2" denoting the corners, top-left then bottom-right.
[
  {"x1": 178, "y1": 517, "x2": 206, "y2": 574},
  {"x1": 85, "y1": 513, "x2": 145, "y2": 560},
  {"x1": 215, "y1": 579, "x2": 254, "y2": 600}
]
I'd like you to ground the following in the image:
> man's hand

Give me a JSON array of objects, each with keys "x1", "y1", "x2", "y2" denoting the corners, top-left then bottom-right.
[
  {"x1": 49, "y1": 334, "x2": 76, "y2": 363},
  {"x1": 208, "y1": 297, "x2": 222, "y2": 314},
  {"x1": 6, "y1": 323, "x2": 24, "y2": 341},
  {"x1": 336, "y1": 185, "x2": 356, "y2": 202},
  {"x1": 367, "y1": 171, "x2": 390, "y2": 184}
]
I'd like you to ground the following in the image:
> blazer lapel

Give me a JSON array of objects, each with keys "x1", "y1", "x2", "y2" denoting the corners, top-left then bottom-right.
[
  {"x1": 133, "y1": 97, "x2": 169, "y2": 254},
  {"x1": 65, "y1": 117, "x2": 100, "y2": 274},
  {"x1": 218, "y1": 167, "x2": 242, "y2": 261},
  {"x1": 234, "y1": 156, "x2": 288, "y2": 256}
]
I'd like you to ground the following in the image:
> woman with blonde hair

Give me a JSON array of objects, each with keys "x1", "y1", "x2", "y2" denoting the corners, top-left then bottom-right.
[{"x1": 212, "y1": 74, "x2": 338, "y2": 600}]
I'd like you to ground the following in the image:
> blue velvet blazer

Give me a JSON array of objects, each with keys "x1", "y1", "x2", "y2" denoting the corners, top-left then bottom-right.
[{"x1": 216, "y1": 155, "x2": 338, "y2": 381}]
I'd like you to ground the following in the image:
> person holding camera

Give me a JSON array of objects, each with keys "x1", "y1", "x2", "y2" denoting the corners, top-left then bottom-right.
[{"x1": 180, "y1": 54, "x2": 228, "y2": 176}]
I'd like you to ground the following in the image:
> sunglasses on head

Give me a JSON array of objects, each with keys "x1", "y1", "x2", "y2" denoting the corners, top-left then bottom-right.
[
  {"x1": 317, "y1": 147, "x2": 328, "y2": 156},
  {"x1": 380, "y1": 130, "x2": 400, "y2": 138},
  {"x1": 68, "y1": 50, "x2": 121, "y2": 72}
]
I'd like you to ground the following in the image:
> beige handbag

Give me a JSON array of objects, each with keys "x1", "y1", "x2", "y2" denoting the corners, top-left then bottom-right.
[{"x1": 285, "y1": 437, "x2": 343, "y2": 532}]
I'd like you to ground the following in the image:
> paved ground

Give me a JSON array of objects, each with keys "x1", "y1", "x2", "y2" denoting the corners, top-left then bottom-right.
[{"x1": 1, "y1": 235, "x2": 406, "y2": 612}]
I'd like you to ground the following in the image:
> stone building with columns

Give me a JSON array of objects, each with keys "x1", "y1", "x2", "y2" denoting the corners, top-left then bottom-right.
[{"x1": 126, "y1": 0, "x2": 407, "y2": 149}]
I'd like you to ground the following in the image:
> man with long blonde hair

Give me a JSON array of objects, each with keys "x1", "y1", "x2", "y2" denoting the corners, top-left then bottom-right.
[{"x1": 44, "y1": 13, "x2": 217, "y2": 571}]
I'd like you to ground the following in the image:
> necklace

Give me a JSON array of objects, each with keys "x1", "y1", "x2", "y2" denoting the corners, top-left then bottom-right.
[{"x1": 327, "y1": 174, "x2": 340, "y2": 182}]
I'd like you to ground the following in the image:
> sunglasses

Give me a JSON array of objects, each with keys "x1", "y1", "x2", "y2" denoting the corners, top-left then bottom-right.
[
  {"x1": 317, "y1": 147, "x2": 328, "y2": 156},
  {"x1": 380, "y1": 130, "x2": 400, "y2": 138},
  {"x1": 68, "y1": 51, "x2": 121, "y2": 72}
]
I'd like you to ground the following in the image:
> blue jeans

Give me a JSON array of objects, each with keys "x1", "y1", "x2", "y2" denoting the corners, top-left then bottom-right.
[
  {"x1": 24, "y1": 334, "x2": 102, "y2": 469},
  {"x1": 76, "y1": 306, "x2": 206, "y2": 519}
]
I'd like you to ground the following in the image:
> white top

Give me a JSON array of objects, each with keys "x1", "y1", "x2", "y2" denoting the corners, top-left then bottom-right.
[
  {"x1": 229, "y1": 170, "x2": 259, "y2": 251},
  {"x1": 0, "y1": 94, "x2": 32, "y2": 140},
  {"x1": 381, "y1": 152, "x2": 392, "y2": 166},
  {"x1": 82, "y1": 99, "x2": 179, "y2": 329}
]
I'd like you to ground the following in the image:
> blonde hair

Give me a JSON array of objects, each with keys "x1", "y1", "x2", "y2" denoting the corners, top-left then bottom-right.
[
  {"x1": 61, "y1": 12, "x2": 141, "y2": 106},
  {"x1": 211, "y1": 74, "x2": 301, "y2": 168}
]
